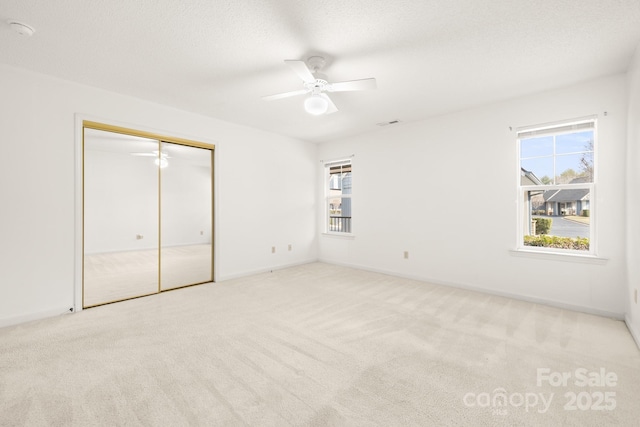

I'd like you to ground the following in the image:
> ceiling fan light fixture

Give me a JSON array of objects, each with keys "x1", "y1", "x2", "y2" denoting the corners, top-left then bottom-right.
[
  {"x1": 155, "y1": 157, "x2": 169, "y2": 168},
  {"x1": 304, "y1": 94, "x2": 329, "y2": 115}
]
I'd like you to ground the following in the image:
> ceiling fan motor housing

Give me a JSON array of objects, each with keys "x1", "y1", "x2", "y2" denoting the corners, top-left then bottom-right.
[
  {"x1": 306, "y1": 56, "x2": 326, "y2": 73},
  {"x1": 305, "y1": 78, "x2": 329, "y2": 94}
]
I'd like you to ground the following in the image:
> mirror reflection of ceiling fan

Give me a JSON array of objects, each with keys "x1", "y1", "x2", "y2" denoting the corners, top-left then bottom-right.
[
  {"x1": 262, "y1": 56, "x2": 377, "y2": 115},
  {"x1": 130, "y1": 150, "x2": 170, "y2": 168}
]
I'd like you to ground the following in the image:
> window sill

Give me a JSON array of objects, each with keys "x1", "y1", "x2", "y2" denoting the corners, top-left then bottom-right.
[
  {"x1": 321, "y1": 232, "x2": 355, "y2": 240},
  {"x1": 509, "y1": 248, "x2": 608, "y2": 264}
]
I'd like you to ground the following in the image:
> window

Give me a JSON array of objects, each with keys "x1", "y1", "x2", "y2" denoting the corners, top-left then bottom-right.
[
  {"x1": 517, "y1": 118, "x2": 595, "y2": 254},
  {"x1": 325, "y1": 159, "x2": 352, "y2": 234}
]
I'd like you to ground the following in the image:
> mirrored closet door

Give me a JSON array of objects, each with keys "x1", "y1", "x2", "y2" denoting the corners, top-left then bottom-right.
[
  {"x1": 83, "y1": 123, "x2": 214, "y2": 308},
  {"x1": 160, "y1": 142, "x2": 213, "y2": 290}
]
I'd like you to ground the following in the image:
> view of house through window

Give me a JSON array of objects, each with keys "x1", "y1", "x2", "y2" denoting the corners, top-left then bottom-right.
[
  {"x1": 518, "y1": 119, "x2": 595, "y2": 253},
  {"x1": 326, "y1": 159, "x2": 352, "y2": 233}
]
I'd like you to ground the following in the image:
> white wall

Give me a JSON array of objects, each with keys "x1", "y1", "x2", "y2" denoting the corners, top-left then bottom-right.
[
  {"x1": 626, "y1": 45, "x2": 640, "y2": 345},
  {"x1": 0, "y1": 64, "x2": 317, "y2": 327},
  {"x1": 318, "y1": 74, "x2": 628, "y2": 318}
]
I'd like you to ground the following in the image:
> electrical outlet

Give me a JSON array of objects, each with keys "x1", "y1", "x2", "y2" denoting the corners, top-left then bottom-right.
[
  {"x1": 403, "y1": 251, "x2": 409, "y2": 259},
  {"x1": 271, "y1": 246, "x2": 276, "y2": 254},
  {"x1": 136, "y1": 234, "x2": 144, "y2": 240},
  {"x1": 288, "y1": 244, "x2": 292, "y2": 251}
]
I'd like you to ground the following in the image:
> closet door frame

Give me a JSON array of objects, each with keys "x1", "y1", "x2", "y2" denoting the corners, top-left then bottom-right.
[{"x1": 75, "y1": 117, "x2": 215, "y2": 311}]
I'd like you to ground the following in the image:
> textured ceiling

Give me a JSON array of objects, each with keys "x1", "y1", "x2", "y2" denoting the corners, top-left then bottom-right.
[{"x1": 2, "y1": 0, "x2": 640, "y2": 143}]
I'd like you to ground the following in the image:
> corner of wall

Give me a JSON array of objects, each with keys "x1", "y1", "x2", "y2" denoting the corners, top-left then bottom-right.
[
  {"x1": 625, "y1": 315, "x2": 640, "y2": 350},
  {"x1": 625, "y1": 41, "x2": 640, "y2": 348}
]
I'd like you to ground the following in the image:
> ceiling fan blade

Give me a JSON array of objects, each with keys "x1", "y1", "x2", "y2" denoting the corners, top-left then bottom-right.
[
  {"x1": 262, "y1": 89, "x2": 309, "y2": 101},
  {"x1": 130, "y1": 151, "x2": 170, "y2": 158},
  {"x1": 284, "y1": 60, "x2": 316, "y2": 84},
  {"x1": 320, "y1": 93, "x2": 339, "y2": 114},
  {"x1": 328, "y1": 78, "x2": 377, "y2": 92}
]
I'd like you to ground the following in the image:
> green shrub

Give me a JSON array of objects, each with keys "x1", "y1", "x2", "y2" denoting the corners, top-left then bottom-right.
[
  {"x1": 582, "y1": 209, "x2": 590, "y2": 217},
  {"x1": 524, "y1": 235, "x2": 589, "y2": 251},
  {"x1": 532, "y1": 217, "x2": 552, "y2": 235}
]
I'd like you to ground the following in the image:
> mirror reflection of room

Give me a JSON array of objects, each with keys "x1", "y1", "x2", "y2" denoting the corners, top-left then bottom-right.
[
  {"x1": 160, "y1": 142, "x2": 212, "y2": 291},
  {"x1": 83, "y1": 127, "x2": 212, "y2": 307}
]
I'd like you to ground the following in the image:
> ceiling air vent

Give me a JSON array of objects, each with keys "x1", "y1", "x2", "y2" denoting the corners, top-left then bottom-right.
[{"x1": 376, "y1": 120, "x2": 401, "y2": 127}]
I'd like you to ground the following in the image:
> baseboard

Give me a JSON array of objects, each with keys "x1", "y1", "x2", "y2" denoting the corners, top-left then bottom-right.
[
  {"x1": 625, "y1": 315, "x2": 640, "y2": 349},
  {"x1": 0, "y1": 306, "x2": 73, "y2": 330},
  {"x1": 318, "y1": 258, "x2": 625, "y2": 320},
  {"x1": 217, "y1": 258, "x2": 318, "y2": 282}
]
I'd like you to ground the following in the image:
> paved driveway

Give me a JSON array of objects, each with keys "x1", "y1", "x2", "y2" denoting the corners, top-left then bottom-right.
[{"x1": 535, "y1": 216, "x2": 589, "y2": 239}]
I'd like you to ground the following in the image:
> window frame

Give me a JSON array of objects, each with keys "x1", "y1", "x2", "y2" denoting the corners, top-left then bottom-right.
[
  {"x1": 515, "y1": 117, "x2": 597, "y2": 256},
  {"x1": 324, "y1": 157, "x2": 354, "y2": 236}
]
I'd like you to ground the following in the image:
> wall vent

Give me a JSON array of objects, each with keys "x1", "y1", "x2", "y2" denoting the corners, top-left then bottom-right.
[{"x1": 376, "y1": 120, "x2": 401, "y2": 127}]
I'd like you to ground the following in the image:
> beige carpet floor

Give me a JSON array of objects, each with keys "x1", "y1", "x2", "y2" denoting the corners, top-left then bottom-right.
[
  {"x1": 1, "y1": 262, "x2": 639, "y2": 426},
  {"x1": 83, "y1": 244, "x2": 212, "y2": 307}
]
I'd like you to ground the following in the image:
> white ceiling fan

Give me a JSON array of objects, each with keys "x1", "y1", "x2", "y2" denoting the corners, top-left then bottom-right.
[
  {"x1": 262, "y1": 56, "x2": 377, "y2": 115},
  {"x1": 130, "y1": 150, "x2": 170, "y2": 168}
]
